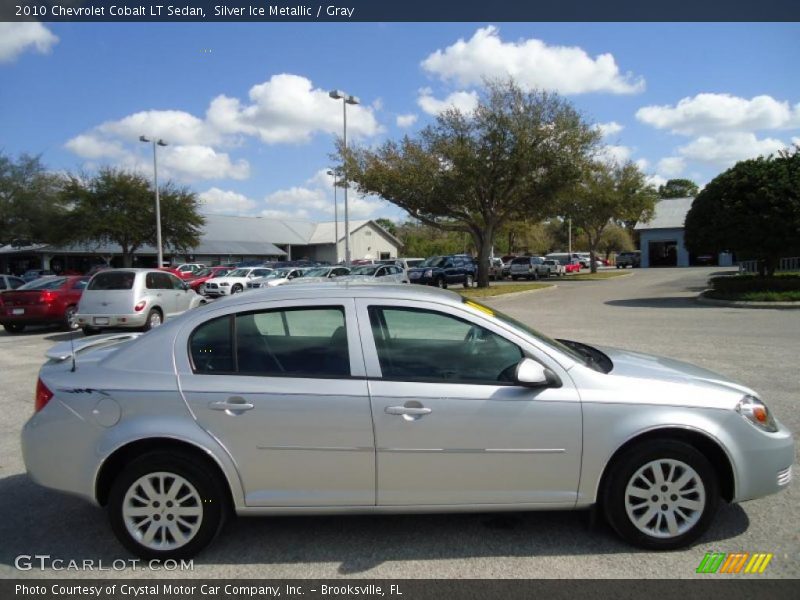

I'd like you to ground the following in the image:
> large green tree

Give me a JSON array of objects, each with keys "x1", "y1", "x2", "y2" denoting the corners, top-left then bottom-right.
[
  {"x1": 560, "y1": 161, "x2": 657, "y2": 273},
  {"x1": 685, "y1": 148, "x2": 800, "y2": 276},
  {"x1": 61, "y1": 168, "x2": 205, "y2": 267},
  {"x1": 658, "y1": 178, "x2": 699, "y2": 199},
  {"x1": 0, "y1": 153, "x2": 70, "y2": 245},
  {"x1": 343, "y1": 80, "x2": 599, "y2": 286}
]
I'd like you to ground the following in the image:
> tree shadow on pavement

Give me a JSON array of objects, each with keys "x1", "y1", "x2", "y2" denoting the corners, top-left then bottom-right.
[
  {"x1": 0, "y1": 474, "x2": 750, "y2": 575},
  {"x1": 605, "y1": 297, "x2": 717, "y2": 309}
]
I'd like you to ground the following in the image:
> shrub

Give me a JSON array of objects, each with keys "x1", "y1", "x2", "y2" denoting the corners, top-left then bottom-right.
[{"x1": 709, "y1": 273, "x2": 800, "y2": 294}]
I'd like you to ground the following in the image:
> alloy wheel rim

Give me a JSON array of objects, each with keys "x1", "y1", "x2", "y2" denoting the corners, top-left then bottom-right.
[
  {"x1": 624, "y1": 458, "x2": 705, "y2": 539},
  {"x1": 150, "y1": 312, "x2": 162, "y2": 327},
  {"x1": 122, "y1": 472, "x2": 203, "y2": 550}
]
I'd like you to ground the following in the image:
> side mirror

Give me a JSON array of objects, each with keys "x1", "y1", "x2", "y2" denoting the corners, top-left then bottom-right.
[
  {"x1": 181, "y1": 282, "x2": 190, "y2": 290},
  {"x1": 515, "y1": 358, "x2": 561, "y2": 388}
]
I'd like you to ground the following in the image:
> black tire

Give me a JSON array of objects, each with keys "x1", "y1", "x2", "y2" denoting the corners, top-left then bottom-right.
[
  {"x1": 436, "y1": 277, "x2": 447, "y2": 289},
  {"x1": 532, "y1": 271, "x2": 539, "y2": 281},
  {"x1": 108, "y1": 450, "x2": 228, "y2": 560},
  {"x1": 602, "y1": 439, "x2": 719, "y2": 550},
  {"x1": 142, "y1": 308, "x2": 162, "y2": 332},
  {"x1": 463, "y1": 274, "x2": 473, "y2": 288},
  {"x1": 3, "y1": 323, "x2": 25, "y2": 334},
  {"x1": 231, "y1": 284, "x2": 243, "y2": 294},
  {"x1": 511, "y1": 276, "x2": 518, "y2": 281},
  {"x1": 82, "y1": 326, "x2": 100, "y2": 336},
  {"x1": 63, "y1": 305, "x2": 79, "y2": 331}
]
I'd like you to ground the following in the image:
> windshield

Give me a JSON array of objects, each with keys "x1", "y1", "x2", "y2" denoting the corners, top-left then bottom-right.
[
  {"x1": 227, "y1": 269, "x2": 249, "y2": 278},
  {"x1": 265, "y1": 269, "x2": 292, "y2": 279},
  {"x1": 303, "y1": 268, "x2": 330, "y2": 277},
  {"x1": 350, "y1": 265, "x2": 379, "y2": 276},
  {"x1": 419, "y1": 256, "x2": 446, "y2": 268},
  {"x1": 461, "y1": 298, "x2": 591, "y2": 367},
  {"x1": 19, "y1": 277, "x2": 66, "y2": 290}
]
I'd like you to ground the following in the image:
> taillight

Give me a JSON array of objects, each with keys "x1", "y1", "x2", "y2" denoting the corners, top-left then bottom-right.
[
  {"x1": 134, "y1": 300, "x2": 146, "y2": 312},
  {"x1": 35, "y1": 378, "x2": 53, "y2": 413},
  {"x1": 40, "y1": 291, "x2": 56, "y2": 303}
]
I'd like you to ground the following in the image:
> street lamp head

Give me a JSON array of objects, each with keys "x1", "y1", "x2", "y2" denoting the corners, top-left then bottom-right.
[
  {"x1": 329, "y1": 89, "x2": 346, "y2": 100},
  {"x1": 345, "y1": 95, "x2": 360, "y2": 106},
  {"x1": 326, "y1": 169, "x2": 335, "y2": 176},
  {"x1": 139, "y1": 135, "x2": 150, "y2": 143},
  {"x1": 157, "y1": 140, "x2": 168, "y2": 147}
]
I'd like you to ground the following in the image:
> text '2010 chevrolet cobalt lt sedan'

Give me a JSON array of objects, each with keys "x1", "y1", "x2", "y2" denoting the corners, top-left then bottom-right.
[{"x1": 22, "y1": 284, "x2": 793, "y2": 558}]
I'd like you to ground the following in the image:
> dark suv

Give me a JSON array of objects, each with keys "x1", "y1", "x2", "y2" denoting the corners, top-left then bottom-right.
[
  {"x1": 407, "y1": 255, "x2": 476, "y2": 288},
  {"x1": 616, "y1": 251, "x2": 641, "y2": 268}
]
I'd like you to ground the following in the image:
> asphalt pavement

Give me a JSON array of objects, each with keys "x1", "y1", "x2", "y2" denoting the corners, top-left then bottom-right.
[{"x1": 0, "y1": 267, "x2": 797, "y2": 579}]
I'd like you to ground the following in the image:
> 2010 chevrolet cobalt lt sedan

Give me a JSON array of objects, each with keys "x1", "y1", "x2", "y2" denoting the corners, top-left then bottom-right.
[{"x1": 22, "y1": 284, "x2": 793, "y2": 558}]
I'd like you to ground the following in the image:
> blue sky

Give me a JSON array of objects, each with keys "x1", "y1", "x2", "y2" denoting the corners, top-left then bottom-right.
[{"x1": 1, "y1": 22, "x2": 799, "y2": 223}]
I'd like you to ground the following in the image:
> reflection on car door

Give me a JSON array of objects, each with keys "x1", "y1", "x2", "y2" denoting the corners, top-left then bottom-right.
[
  {"x1": 356, "y1": 298, "x2": 582, "y2": 507},
  {"x1": 168, "y1": 273, "x2": 193, "y2": 314},
  {"x1": 147, "y1": 272, "x2": 177, "y2": 317},
  {"x1": 178, "y1": 299, "x2": 375, "y2": 507}
]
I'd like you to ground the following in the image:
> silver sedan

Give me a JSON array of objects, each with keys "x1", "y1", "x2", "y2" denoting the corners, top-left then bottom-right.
[{"x1": 22, "y1": 284, "x2": 794, "y2": 559}]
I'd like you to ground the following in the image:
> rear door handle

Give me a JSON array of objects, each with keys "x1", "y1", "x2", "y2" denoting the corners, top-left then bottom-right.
[
  {"x1": 209, "y1": 397, "x2": 254, "y2": 413},
  {"x1": 385, "y1": 406, "x2": 432, "y2": 416}
]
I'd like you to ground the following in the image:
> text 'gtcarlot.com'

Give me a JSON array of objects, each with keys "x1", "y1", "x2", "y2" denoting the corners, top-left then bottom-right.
[{"x1": 14, "y1": 555, "x2": 193, "y2": 572}]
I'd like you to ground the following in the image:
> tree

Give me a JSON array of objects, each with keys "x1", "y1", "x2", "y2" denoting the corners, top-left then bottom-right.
[
  {"x1": 343, "y1": 80, "x2": 599, "y2": 286},
  {"x1": 61, "y1": 168, "x2": 205, "y2": 267},
  {"x1": 560, "y1": 161, "x2": 657, "y2": 273},
  {"x1": 0, "y1": 152, "x2": 70, "y2": 245},
  {"x1": 395, "y1": 221, "x2": 467, "y2": 257},
  {"x1": 374, "y1": 217, "x2": 398, "y2": 238},
  {"x1": 597, "y1": 222, "x2": 635, "y2": 260},
  {"x1": 685, "y1": 148, "x2": 800, "y2": 277},
  {"x1": 658, "y1": 178, "x2": 699, "y2": 199}
]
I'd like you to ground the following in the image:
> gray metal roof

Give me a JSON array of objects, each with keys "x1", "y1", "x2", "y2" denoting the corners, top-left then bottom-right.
[{"x1": 634, "y1": 197, "x2": 694, "y2": 231}]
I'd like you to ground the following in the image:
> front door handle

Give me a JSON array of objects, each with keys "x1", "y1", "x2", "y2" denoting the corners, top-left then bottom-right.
[
  {"x1": 385, "y1": 405, "x2": 432, "y2": 419},
  {"x1": 209, "y1": 397, "x2": 254, "y2": 413}
]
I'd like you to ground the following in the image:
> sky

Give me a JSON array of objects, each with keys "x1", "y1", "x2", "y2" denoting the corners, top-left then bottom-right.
[{"x1": 1, "y1": 22, "x2": 799, "y2": 224}]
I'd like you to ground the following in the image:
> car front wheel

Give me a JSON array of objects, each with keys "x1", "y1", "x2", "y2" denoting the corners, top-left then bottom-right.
[
  {"x1": 603, "y1": 440, "x2": 719, "y2": 550},
  {"x1": 463, "y1": 274, "x2": 473, "y2": 288},
  {"x1": 108, "y1": 451, "x2": 227, "y2": 560}
]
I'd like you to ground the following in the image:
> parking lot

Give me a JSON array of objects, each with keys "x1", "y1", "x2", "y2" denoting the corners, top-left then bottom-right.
[{"x1": 0, "y1": 267, "x2": 797, "y2": 579}]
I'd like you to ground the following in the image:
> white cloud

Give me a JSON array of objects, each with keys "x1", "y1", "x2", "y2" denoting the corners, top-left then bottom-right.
[
  {"x1": 597, "y1": 144, "x2": 632, "y2": 164},
  {"x1": 596, "y1": 121, "x2": 624, "y2": 137},
  {"x1": 421, "y1": 26, "x2": 644, "y2": 95},
  {"x1": 646, "y1": 174, "x2": 668, "y2": 189},
  {"x1": 396, "y1": 113, "x2": 418, "y2": 128},
  {"x1": 208, "y1": 73, "x2": 382, "y2": 144},
  {"x1": 160, "y1": 145, "x2": 250, "y2": 180},
  {"x1": 198, "y1": 188, "x2": 258, "y2": 215},
  {"x1": 636, "y1": 93, "x2": 800, "y2": 136},
  {"x1": 417, "y1": 88, "x2": 479, "y2": 115},
  {"x1": 635, "y1": 158, "x2": 649, "y2": 171},
  {"x1": 678, "y1": 132, "x2": 789, "y2": 167},
  {"x1": 64, "y1": 134, "x2": 127, "y2": 160},
  {"x1": 0, "y1": 23, "x2": 58, "y2": 63},
  {"x1": 265, "y1": 185, "x2": 331, "y2": 213},
  {"x1": 656, "y1": 157, "x2": 686, "y2": 177},
  {"x1": 99, "y1": 110, "x2": 222, "y2": 146}
]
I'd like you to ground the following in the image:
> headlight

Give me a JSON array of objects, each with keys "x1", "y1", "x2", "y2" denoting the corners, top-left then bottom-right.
[
  {"x1": 736, "y1": 395, "x2": 778, "y2": 432},
  {"x1": 424, "y1": 269, "x2": 432, "y2": 277}
]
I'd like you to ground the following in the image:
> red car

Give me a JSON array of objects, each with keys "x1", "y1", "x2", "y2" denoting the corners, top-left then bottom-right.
[
  {"x1": 186, "y1": 266, "x2": 233, "y2": 294},
  {"x1": 564, "y1": 261, "x2": 582, "y2": 274},
  {"x1": 0, "y1": 276, "x2": 89, "y2": 334}
]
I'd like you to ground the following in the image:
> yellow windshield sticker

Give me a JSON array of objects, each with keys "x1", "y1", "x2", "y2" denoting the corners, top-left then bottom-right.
[{"x1": 464, "y1": 300, "x2": 495, "y2": 317}]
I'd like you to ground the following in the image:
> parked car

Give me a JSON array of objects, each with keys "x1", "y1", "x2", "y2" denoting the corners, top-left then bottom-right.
[
  {"x1": 377, "y1": 258, "x2": 425, "y2": 271},
  {"x1": 0, "y1": 274, "x2": 25, "y2": 291},
  {"x1": 338, "y1": 264, "x2": 409, "y2": 284},
  {"x1": 186, "y1": 266, "x2": 232, "y2": 295},
  {"x1": 286, "y1": 266, "x2": 350, "y2": 284},
  {"x1": 203, "y1": 267, "x2": 273, "y2": 297},
  {"x1": 0, "y1": 276, "x2": 89, "y2": 333},
  {"x1": 509, "y1": 256, "x2": 549, "y2": 280},
  {"x1": 161, "y1": 264, "x2": 205, "y2": 280},
  {"x1": 488, "y1": 258, "x2": 505, "y2": 281},
  {"x1": 247, "y1": 268, "x2": 307, "y2": 289},
  {"x1": 616, "y1": 251, "x2": 641, "y2": 269},
  {"x1": 407, "y1": 255, "x2": 476, "y2": 288},
  {"x1": 20, "y1": 269, "x2": 54, "y2": 283},
  {"x1": 76, "y1": 269, "x2": 204, "y2": 335},
  {"x1": 24, "y1": 284, "x2": 793, "y2": 558},
  {"x1": 543, "y1": 259, "x2": 565, "y2": 277},
  {"x1": 545, "y1": 253, "x2": 583, "y2": 272}
]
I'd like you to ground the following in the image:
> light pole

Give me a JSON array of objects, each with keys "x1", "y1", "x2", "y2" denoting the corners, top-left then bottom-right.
[
  {"x1": 326, "y1": 169, "x2": 340, "y2": 263},
  {"x1": 329, "y1": 89, "x2": 359, "y2": 265},
  {"x1": 139, "y1": 135, "x2": 168, "y2": 268}
]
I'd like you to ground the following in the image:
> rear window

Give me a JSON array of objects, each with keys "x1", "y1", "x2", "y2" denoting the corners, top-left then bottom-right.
[
  {"x1": 511, "y1": 257, "x2": 530, "y2": 265},
  {"x1": 88, "y1": 271, "x2": 136, "y2": 290},
  {"x1": 18, "y1": 277, "x2": 67, "y2": 290}
]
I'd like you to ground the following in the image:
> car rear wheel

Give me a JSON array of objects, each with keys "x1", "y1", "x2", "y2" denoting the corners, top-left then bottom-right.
[
  {"x1": 463, "y1": 274, "x2": 474, "y2": 288},
  {"x1": 143, "y1": 309, "x2": 162, "y2": 332},
  {"x1": 3, "y1": 323, "x2": 25, "y2": 334},
  {"x1": 231, "y1": 284, "x2": 243, "y2": 294},
  {"x1": 436, "y1": 277, "x2": 447, "y2": 289},
  {"x1": 603, "y1": 439, "x2": 718, "y2": 550},
  {"x1": 108, "y1": 451, "x2": 227, "y2": 560},
  {"x1": 63, "y1": 305, "x2": 79, "y2": 331}
]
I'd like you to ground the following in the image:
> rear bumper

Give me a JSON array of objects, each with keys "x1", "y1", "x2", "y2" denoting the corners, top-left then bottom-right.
[
  {"x1": 76, "y1": 312, "x2": 147, "y2": 328},
  {"x1": 1, "y1": 304, "x2": 63, "y2": 325}
]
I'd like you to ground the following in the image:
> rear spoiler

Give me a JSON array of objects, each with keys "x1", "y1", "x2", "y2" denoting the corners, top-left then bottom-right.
[{"x1": 46, "y1": 332, "x2": 142, "y2": 362}]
